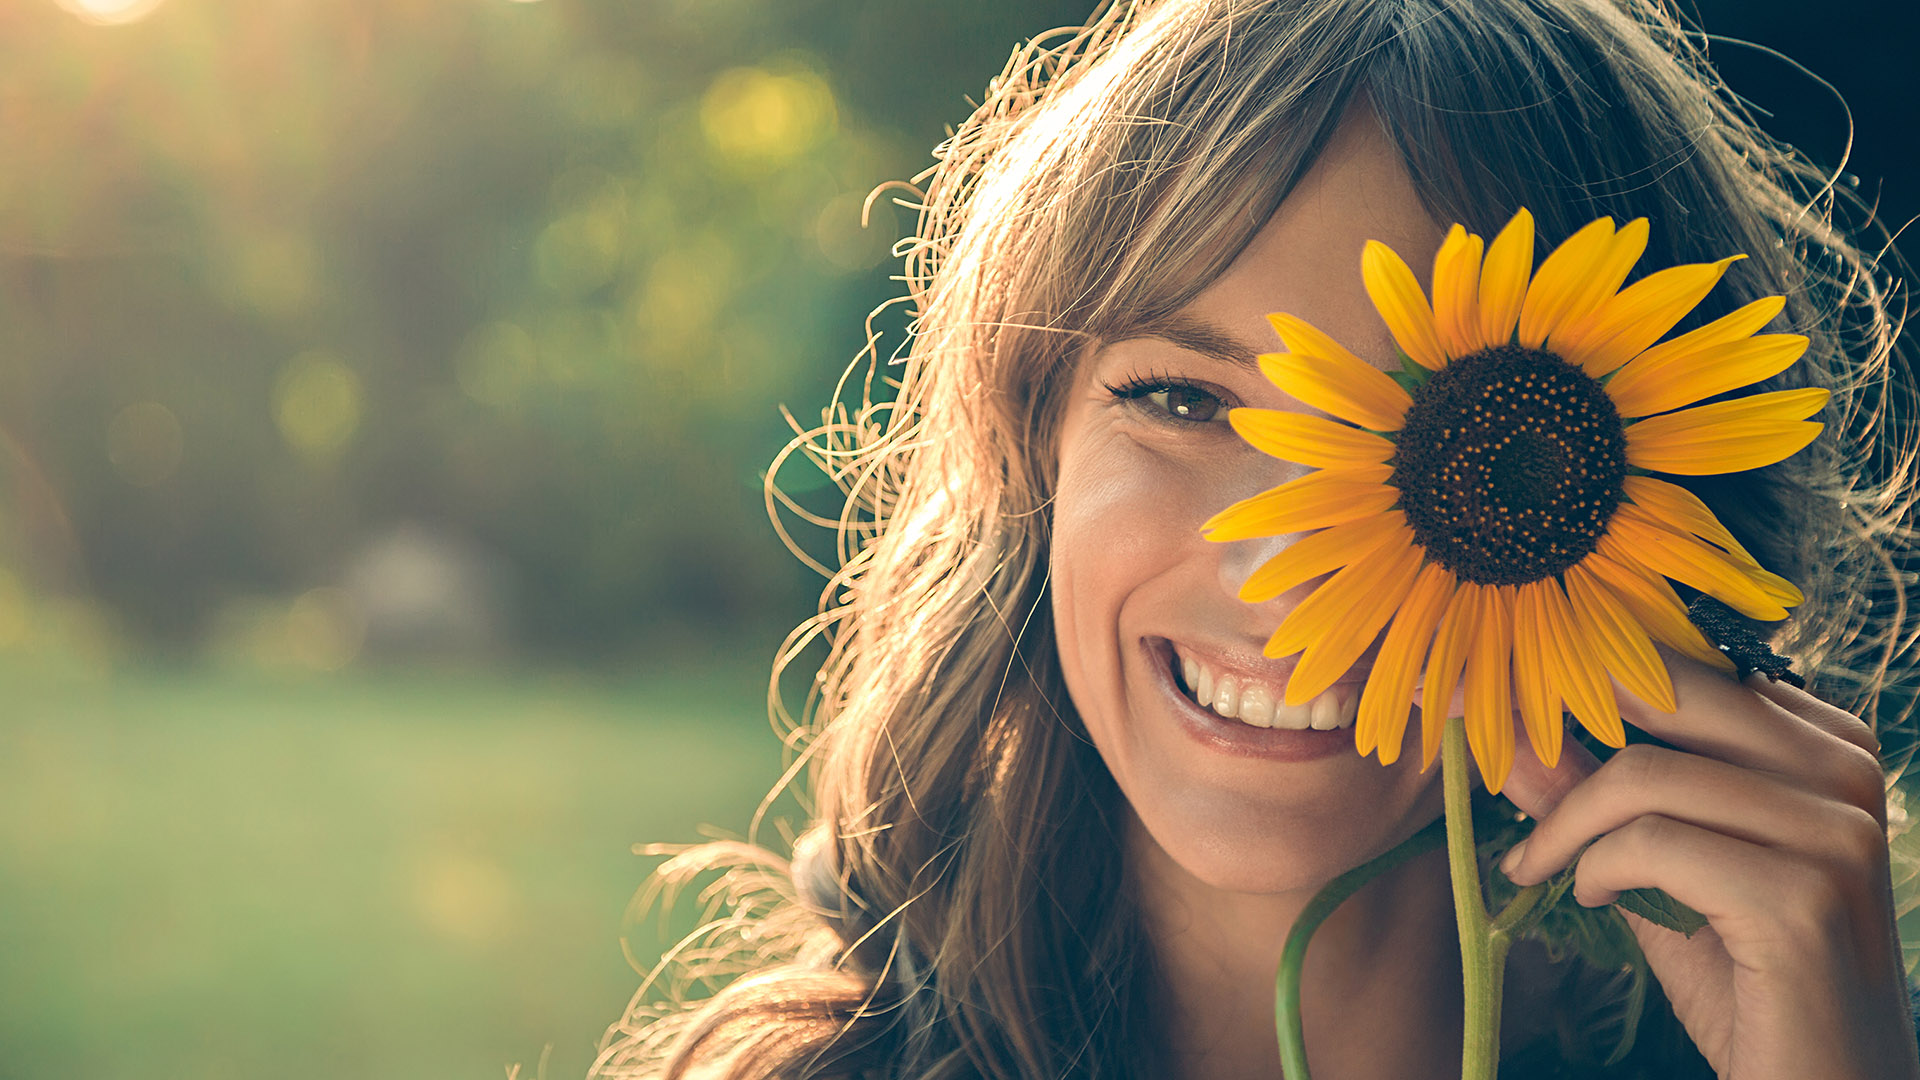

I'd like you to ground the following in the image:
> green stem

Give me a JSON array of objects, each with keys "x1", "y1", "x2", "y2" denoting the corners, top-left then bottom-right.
[
  {"x1": 1489, "y1": 879, "x2": 1549, "y2": 939},
  {"x1": 1444, "y1": 717, "x2": 1512, "y2": 1080},
  {"x1": 1274, "y1": 817, "x2": 1448, "y2": 1079}
]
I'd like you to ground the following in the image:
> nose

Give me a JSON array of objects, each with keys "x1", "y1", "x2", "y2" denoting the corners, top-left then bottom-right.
[
  {"x1": 1208, "y1": 454, "x2": 1312, "y2": 602},
  {"x1": 1214, "y1": 528, "x2": 1296, "y2": 601}
]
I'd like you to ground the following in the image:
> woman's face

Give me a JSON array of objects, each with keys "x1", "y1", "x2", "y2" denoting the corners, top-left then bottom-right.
[{"x1": 1051, "y1": 113, "x2": 1451, "y2": 895}]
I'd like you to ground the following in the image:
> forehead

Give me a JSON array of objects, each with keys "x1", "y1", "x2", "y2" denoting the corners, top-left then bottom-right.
[{"x1": 1177, "y1": 110, "x2": 1448, "y2": 370}]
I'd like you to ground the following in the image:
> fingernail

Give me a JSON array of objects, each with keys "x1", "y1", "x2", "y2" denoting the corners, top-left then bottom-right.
[{"x1": 1499, "y1": 839, "x2": 1528, "y2": 880}]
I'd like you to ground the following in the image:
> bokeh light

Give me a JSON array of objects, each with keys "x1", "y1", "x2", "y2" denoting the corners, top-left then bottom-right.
[
  {"x1": 409, "y1": 849, "x2": 517, "y2": 944},
  {"x1": 272, "y1": 352, "x2": 363, "y2": 462},
  {"x1": 699, "y1": 63, "x2": 839, "y2": 165},
  {"x1": 54, "y1": 0, "x2": 166, "y2": 26},
  {"x1": 283, "y1": 587, "x2": 365, "y2": 671}
]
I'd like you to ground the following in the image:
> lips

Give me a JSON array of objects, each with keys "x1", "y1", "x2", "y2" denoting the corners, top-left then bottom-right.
[
  {"x1": 1143, "y1": 637, "x2": 1369, "y2": 761},
  {"x1": 1171, "y1": 641, "x2": 1360, "y2": 730}
]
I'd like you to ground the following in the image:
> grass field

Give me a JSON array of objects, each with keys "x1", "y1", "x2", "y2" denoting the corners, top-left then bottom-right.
[
  {"x1": 0, "y1": 657, "x2": 801, "y2": 1080},
  {"x1": 9, "y1": 657, "x2": 1920, "y2": 1080}
]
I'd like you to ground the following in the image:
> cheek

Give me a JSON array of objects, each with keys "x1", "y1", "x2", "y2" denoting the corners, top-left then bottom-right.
[
  {"x1": 1048, "y1": 425, "x2": 1230, "y2": 729},
  {"x1": 1049, "y1": 421, "x2": 1281, "y2": 639},
  {"x1": 1053, "y1": 437, "x2": 1196, "y2": 595}
]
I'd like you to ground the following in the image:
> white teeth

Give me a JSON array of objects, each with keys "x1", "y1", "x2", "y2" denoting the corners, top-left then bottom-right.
[
  {"x1": 1172, "y1": 645, "x2": 1356, "y2": 731},
  {"x1": 1211, "y1": 675, "x2": 1241, "y2": 720},
  {"x1": 1309, "y1": 692, "x2": 1342, "y2": 730},
  {"x1": 1269, "y1": 698, "x2": 1313, "y2": 731},
  {"x1": 1238, "y1": 684, "x2": 1274, "y2": 728}
]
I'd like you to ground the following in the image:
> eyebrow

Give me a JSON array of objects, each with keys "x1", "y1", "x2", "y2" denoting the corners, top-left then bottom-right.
[{"x1": 1129, "y1": 313, "x2": 1264, "y2": 371}]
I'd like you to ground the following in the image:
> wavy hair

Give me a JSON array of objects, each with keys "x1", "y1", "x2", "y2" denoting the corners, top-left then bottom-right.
[{"x1": 592, "y1": 1, "x2": 1916, "y2": 1077}]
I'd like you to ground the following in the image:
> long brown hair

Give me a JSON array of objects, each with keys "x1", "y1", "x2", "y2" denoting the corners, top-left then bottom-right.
[{"x1": 592, "y1": 2, "x2": 1915, "y2": 1077}]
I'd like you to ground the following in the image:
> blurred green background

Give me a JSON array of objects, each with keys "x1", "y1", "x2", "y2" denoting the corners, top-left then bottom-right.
[{"x1": 1, "y1": 1, "x2": 1913, "y2": 1077}]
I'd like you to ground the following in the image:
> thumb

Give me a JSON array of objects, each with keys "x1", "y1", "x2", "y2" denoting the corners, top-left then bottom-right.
[{"x1": 1499, "y1": 715, "x2": 1601, "y2": 820}]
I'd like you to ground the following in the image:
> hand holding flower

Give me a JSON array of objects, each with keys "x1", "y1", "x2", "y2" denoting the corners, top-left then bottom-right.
[{"x1": 1501, "y1": 659, "x2": 1919, "y2": 1080}]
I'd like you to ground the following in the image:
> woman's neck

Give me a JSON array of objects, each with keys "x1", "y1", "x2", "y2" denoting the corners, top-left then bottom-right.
[{"x1": 1130, "y1": 820, "x2": 1466, "y2": 1080}]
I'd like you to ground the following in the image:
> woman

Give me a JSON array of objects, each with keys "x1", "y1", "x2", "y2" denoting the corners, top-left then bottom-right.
[{"x1": 595, "y1": 1, "x2": 1919, "y2": 1076}]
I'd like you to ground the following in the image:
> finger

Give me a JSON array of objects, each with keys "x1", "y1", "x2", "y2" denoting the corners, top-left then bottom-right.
[
  {"x1": 1747, "y1": 675, "x2": 1880, "y2": 756},
  {"x1": 1503, "y1": 743, "x2": 1871, "y2": 886},
  {"x1": 1500, "y1": 714, "x2": 1601, "y2": 821},
  {"x1": 1572, "y1": 812, "x2": 1891, "y2": 938},
  {"x1": 1569, "y1": 813, "x2": 1792, "y2": 915},
  {"x1": 1581, "y1": 815, "x2": 1918, "y2": 1080},
  {"x1": 1614, "y1": 650, "x2": 1878, "y2": 791},
  {"x1": 1741, "y1": 675, "x2": 1889, "y2": 824}
]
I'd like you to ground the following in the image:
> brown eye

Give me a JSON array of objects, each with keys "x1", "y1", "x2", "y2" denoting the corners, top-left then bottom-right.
[{"x1": 1149, "y1": 384, "x2": 1223, "y2": 421}]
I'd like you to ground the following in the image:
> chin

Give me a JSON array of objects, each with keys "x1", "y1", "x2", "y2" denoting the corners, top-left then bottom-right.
[{"x1": 1125, "y1": 775, "x2": 1444, "y2": 897}]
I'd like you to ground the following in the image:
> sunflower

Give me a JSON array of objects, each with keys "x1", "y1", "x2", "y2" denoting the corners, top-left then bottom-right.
[{"x1": 1203, "y1": 210, "x2": 1823, "y2": 792}]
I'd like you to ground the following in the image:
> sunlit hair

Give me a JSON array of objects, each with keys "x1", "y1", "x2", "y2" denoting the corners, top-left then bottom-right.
[{"x1": 592, "y1": 1, "x2": 1916, "y2": 1076}]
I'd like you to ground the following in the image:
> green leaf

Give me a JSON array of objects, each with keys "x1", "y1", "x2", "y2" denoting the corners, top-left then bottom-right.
[
  {"x1": 1397, "y1": 348, "x2": 1432, "y2": 387},
  {"x1": 1615, "y1": 887, "x2": 1708, "y2": 937}
]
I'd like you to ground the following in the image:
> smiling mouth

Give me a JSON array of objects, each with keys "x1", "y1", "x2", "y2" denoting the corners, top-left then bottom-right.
[{"x1": 1164, "y1": 640, "x2": 1361, "y2": 731}]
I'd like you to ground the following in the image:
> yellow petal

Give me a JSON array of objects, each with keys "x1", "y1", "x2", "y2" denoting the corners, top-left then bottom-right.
[
  {"x1": 1517, "y1": 216, "x2": 1617, "y2": 348},
  {"x1": 1621, "y1": 476, "x2": 1803, "y2": 606},
  {"x1": 1264, "y1": 312, "x2": 1413, "y2": 429},
  {"x1": 1281, "y1": 541, "x2": 1424, "y2": 701},
  {"x1": 1239, "y1": 512, "x2": 1409, "y2": 603},
  {"x1": 1477, "y1": 209, "x2": 1534, "y2": 347},
  {"x1": 1587, "y1": 540, "x2": 1738, "y2": 673},
  {"x1": 1628, "y1": 421, "x2": 1825, "y2": 475},
  {"x1": 1621, "y1": 475, "x2": 1763, "y2": 569},
  {"x1": 1257, "y1": 355, "x2": 1410, "y2": 434},
  {"x1": 1431, "y1": 224, "x2": 1484, "y2": 358},
  {"x1": 1606, "y1": 334, "x2": 1809, "y2": 418},
  {"x1": 1359, "y1": 563, "x2": 1454, "y2": 764},
  {"x1": 1625, "y1": 385, "x2": 1829, "y2": 474},
  {"x1": 1539, "y1": 577, "x2": 1625, "y2": 748},
  {"x1": 1545, "y1": 217, "x2": 1650, "y2": 351},
  {"x1": 1565, "y1": 561, "x2": 1677, "y2": 712},
  {"x1": 1420, "y1": 582, "x2": 1480, "y2": 768},
  {"x1": 1201, "y1": 466, "x2": 1397, "y2": 541},
  {"x1": 1609, "y1": 294, "x2": 1788, "y2": 383},
  {"x1": 1363, "y1": 240, "x2": 1447, "y2": 371},
  {"x1": 1607, "y1": 503, "x2": 1791, "y2": 620},
  {"x1": 1264, "y1": 532, "x2": 1416, "y2": 661},
  {"x1": 1228, "y1": 408, "x2": 1397, "y2": 468},
  {"x1": 1752, "y1": 566, "x2": 1807, "y2": 608},
  {"x1": 1511, "y1": 582, "x2": 1564, "y2": 769},
  {"x1": 1635, "y1": 385, "x2": 1835, "y2": 430},
  {"x1": 1466, "y1": 584, "x2": 1517, "y2": 793},
  {"x1": 1553, "y1": 255, "x2": 1742, "y2": 377},
  {"x1": 1264, "y1": 536, "x2": 1416, "y2": 665}
]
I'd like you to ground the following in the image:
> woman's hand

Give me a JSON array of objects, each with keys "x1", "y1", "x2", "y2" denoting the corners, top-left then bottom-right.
[{"x1": 1499, "y1": 653, "x2": 1920, "y2": 1080}]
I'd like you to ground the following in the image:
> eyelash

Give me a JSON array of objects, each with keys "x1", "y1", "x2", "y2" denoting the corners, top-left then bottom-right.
[{"x1": 1101, "y1": 372, "x2": 1233, "y2": 424}]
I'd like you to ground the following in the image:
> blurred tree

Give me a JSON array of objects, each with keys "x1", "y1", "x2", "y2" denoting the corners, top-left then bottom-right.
[
  {"x1": 0, "y1": 0, "x2": 1907, "y2": 664},
  {"x1": 0, "y1": 0, "x2": 1093, "y2": 662}
]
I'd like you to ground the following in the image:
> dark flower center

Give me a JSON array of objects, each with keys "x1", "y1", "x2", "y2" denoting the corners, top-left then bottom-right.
[{"x1": 1390, "y1": 345, "x2": 1627, "y2": 586}]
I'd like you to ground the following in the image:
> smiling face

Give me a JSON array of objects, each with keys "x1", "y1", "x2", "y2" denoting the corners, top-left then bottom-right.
[{"x1": 1050, "y1": 112, "x2": 1452, "y2": 895}]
